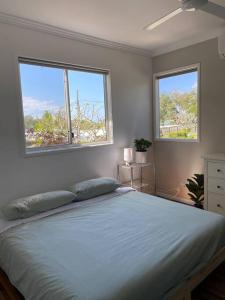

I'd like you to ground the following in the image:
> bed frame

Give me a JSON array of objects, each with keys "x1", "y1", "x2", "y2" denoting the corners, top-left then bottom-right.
[
  {"x1": 1, "y1": 245, "x2": 225, "y2": 300},
  {"x1": 0, "y1": 270, "x2": 23, "y2": 300},
  {"x1": 170, "y1": 245, "x2": 225, "y2": 300}
]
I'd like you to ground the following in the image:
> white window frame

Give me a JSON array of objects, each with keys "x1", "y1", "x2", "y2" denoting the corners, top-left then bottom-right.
[
  {"x1": 153, "y1": 63, "x2": 200, "y2": 142},
  {"x1": 17, "y1": 57, "x2": 113, "y2": 156}
]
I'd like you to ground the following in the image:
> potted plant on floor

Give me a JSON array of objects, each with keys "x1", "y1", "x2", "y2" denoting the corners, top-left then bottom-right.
[
  {"x1": 134, "y1": 138, "x2": 152, "y2": 164},
  {"x1": 185, "y1": 174, "x2": 204, "y2": 209}
]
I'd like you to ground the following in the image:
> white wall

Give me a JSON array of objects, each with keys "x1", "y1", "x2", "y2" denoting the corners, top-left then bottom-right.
[
  {"x1": 152, "y1": 38, "x2": 225, "y2": 200},
  {"x1": 0, "y1": 23, "x2": 152, "y2": 205}
]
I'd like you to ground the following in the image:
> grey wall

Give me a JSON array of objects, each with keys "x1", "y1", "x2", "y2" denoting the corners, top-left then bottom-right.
[
  {"x1": 0, "y1": 23, "x2": 152, "y2": 205},
  {"x1": 152, "y1": 38, "x2": 225, "y2": 200}
]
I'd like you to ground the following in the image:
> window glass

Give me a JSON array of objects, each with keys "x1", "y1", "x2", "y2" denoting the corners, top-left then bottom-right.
[
  {"x1": 19, "y1": 59, "x2": 112, "y2": 152},
  {"x1": 20, "y1": 64, "x2": 68, "y2": 148},
  {"x1": 156, "y1": 68, "x2": 199, "y2": 140},
  {"x1": 68, "y1": 70, "x2": 107, "y2": 145}
]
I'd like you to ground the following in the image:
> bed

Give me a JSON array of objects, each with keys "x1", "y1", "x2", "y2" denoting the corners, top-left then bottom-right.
[{"x1": 0, "y1": 189, "x2": 225, "y2": 300}]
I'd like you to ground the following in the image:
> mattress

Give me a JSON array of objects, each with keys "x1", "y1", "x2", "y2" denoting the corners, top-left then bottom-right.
[{"x1": 0, "y1": 191, "x2": 225, "y2": 300}]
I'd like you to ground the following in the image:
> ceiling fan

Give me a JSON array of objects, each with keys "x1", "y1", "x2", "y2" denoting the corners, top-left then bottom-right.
[{"x1": 145, "y1": 0, "x2": 225, "y2": 30}]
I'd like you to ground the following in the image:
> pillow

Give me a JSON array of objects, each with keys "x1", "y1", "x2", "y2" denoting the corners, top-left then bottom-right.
[
  {"x1": 2, "y1": 190, "x2": 76, "y2": 220},
  {"x1": 69, "y1": 177, "x2": 120, "y2": 201}
]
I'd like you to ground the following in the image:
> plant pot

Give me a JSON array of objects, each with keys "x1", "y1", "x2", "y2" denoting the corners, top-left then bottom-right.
[{"x1": 135, "y1": 151, "x2": 148, "y2": 164}]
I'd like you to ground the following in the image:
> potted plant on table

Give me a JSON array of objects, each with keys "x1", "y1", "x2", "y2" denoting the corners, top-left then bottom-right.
[
  {"x1": 134, "y1": 138, "x2": 152, "y2": 164},
  {"x1": 185, "y1": 174, "x2": 204, "y2": 209}
]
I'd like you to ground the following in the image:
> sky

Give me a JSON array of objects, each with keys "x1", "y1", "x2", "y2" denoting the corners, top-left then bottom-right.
[
  {"x1": 20, "y1": 63, "x2": 198, "y2": 119},
  {"x1": 159, "y1": 71, "x2": 197, "y2": 95},
  {"x1": 20, "y1": 63, "x2": 105, "y2": 118}
]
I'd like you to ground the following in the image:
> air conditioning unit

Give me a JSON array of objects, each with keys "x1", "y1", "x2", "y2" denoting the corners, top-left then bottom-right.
[{"x1": 218, "y1": 34, "x2": 225, "y2": 59}]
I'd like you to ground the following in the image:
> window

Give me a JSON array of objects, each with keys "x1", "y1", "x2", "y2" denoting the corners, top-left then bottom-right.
[
  {"x1": 18, "y1": 58, "x2": 113, "y2": 153},
  {"x1": 154, "y1": 64, "x2": 199, "y2": 141}
]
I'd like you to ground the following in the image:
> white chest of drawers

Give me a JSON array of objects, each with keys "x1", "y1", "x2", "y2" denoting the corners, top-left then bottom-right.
[{"x1": 204, "y1": 153, "x2": 225, "y2": 216}]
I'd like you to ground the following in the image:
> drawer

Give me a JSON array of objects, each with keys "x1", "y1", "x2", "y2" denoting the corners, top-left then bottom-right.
[
  {"x1": 208, "y1": 177, "x2": 225, "y2": 195},
  {"x1": 208, "y1": 193, "x2": 225, "y2": 216},
  {"x1": 208, "y1": 162, "x2": 225, "y2": 178}
]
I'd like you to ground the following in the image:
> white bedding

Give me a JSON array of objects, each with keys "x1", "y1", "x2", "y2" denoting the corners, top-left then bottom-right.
[
  {"x1": 1, "y1": 190, "x2": 225, "y2": 300},
  {"x1": 0, "y1": 187, "x2": 134, "y2": 234}
]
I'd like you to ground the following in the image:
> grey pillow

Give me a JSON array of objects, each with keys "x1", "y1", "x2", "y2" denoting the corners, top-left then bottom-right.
[
  {"x1": 69, "y1": 177, "x2": 120, "y2": 201},
  {"x1": 2, "y1": 190, "x2": 76, "y2": 220}
]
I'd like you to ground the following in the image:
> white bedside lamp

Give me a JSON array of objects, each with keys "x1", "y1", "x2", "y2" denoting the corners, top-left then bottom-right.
[{"x1": 124, "y1": 148, "x2": 133, "y2": 166}]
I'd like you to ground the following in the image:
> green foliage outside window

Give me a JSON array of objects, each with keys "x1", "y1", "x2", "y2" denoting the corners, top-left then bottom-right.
[
  {"x1": 24, "y1": 101, "x2": 106, "y2": 148},
  {"x1": 160, "y1": 89, "x2": 198, "y2": 139}
]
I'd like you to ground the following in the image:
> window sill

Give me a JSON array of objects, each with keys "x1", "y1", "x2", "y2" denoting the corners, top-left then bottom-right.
[
  {"x1": 154, "y1": 138, "x2": 199, "y2": 143},
  {"x1": 24, "y1": 141, "x2": 114, "y2": 158}
]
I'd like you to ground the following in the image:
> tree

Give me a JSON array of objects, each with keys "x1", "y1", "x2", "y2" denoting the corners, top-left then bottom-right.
[
  {"x1": 71, "y1": 90, "x2": 106, "y2": 144},
  {"x1": 160, "y1": 94, "x2": 177, "y2": 125},
  {"x1": 160, "y1": 89, "x2": 197, "y2": 128},
  {"x1": 25, "y1": 90, "x2": 107, "y2": 147},
  {"x1": 33, "y1": 110, "x2": 67, "y2": 146},
  {"x1": 172, "y1": 90, "x2": 197, "y2": 127},
  {"x1": 24, "y1": 115, "x2": 38, "y2": 129}
]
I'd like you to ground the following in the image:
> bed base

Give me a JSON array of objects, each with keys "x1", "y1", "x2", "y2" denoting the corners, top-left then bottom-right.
[
  {"x1": 170, "y1": 244, "x2": 225, "y2": 300},
  {"x1": 1, "y1": 245, "x2": 225, "y2": 300},
  {"x1": 0, "y1": 270, "x2": 23, "y2": 300}
]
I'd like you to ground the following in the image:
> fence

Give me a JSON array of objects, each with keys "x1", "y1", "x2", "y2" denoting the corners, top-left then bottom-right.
[{"x1": 160, "y1": 125, "x2": 197, "y2": 135}]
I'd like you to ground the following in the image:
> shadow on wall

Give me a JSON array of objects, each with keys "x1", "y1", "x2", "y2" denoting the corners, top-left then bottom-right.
[{"x1": 155, "y1": 152, "x2": 203, "y2": 204}]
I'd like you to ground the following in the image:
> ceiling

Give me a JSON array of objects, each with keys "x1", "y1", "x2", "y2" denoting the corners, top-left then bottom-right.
[{"x1": 0, "y1": 0, "x2": 225, "y2": 56}]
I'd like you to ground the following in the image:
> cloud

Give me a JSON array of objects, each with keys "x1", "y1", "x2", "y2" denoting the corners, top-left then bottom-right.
[
  {"x1": 23, "y1": 97, "x2": 61, "y2": 117},
  {"x1": 192, "y1": 82, "x2": 198, "y2": 90}
]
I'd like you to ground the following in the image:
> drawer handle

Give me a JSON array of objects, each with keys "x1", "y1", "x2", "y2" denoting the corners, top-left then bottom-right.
[
  {"x1": 217, "y1": 169, "x2": 221, "y2": 172},
  {"x1": 217, "y1": 185, "x2": 221, "y2": 189},
  {"x1": 217, "y1": 204, "x2": 221, "y2": 208}
]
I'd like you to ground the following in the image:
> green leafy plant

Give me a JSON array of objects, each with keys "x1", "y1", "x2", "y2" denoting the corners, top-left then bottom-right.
[
  {"x1": 134, "y1": 138, "x2": 152, "y2": 152},
  {"x1": 185, "y1": 174, "x2": 204, "y2": 209}
]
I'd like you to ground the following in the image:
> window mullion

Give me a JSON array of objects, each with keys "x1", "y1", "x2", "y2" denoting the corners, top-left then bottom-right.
[{"x1": 64, "y1": 69, "x2": 73, "y2": 144}]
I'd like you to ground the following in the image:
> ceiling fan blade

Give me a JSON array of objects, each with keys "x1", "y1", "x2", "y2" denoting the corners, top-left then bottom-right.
[
  {"x1": 145, "y1": 8, "x2": 183, "y2": 30},
  {"x1": 200, "y1": 1, "x2": 225, "y2": 20}
]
